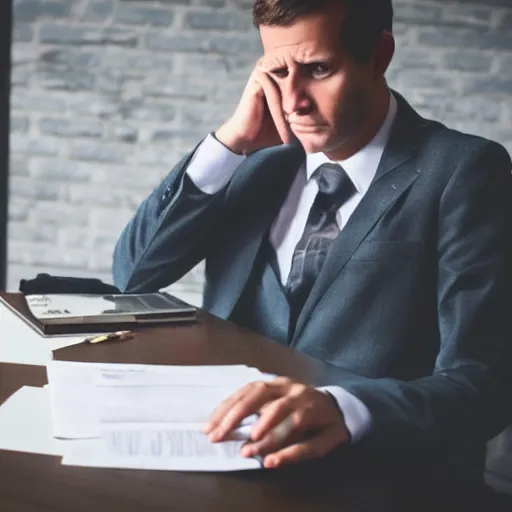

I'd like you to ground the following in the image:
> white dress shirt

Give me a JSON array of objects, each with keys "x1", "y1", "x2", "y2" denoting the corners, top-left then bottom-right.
[{"x1": 185, "y1": 93, "x2": 398, "y2": 443}]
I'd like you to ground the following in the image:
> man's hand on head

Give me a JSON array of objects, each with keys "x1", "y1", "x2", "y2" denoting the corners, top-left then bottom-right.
[
  {"x1": 215, "y1": 59, "x2": 293, "y2": 156},
  {"x1": 203, "y1": 377, "x2": 350, "y2": 469}
]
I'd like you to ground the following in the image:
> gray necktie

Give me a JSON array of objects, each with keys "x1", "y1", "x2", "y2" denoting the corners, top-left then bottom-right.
[{"x1": 286, "y1": 163, "x2": 356, "y2": 320}]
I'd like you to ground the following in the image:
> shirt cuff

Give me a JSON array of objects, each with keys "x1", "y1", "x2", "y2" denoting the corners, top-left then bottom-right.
[
  {"x1": 319, "y1": 386, "x2": 372, "y2": 444},
  {"x1": 186, "y1": 133, "x2": 246, "y2": 195}
]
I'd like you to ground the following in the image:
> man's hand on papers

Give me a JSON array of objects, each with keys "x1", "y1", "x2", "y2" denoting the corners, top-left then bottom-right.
[{"x1": 204, "y1": 377, "x2": 350, "y2": 469}]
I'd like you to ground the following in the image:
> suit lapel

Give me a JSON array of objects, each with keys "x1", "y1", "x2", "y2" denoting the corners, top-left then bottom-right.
[
  {"x1": 292, "y1": 94, "x2": 432, "y2": 342},
  {"x1": 213, "y1": 143, "x2": 305, "y2": 319}
]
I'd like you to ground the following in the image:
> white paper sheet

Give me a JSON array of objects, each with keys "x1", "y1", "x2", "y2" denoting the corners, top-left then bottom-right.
[
  {"x1": 26, "y1": 294, "x2": 116, "y2": 319},
  {"x1": 97, "y1": 385, "x2": 257, "y2": 424},
  {"x1": 0, "y1": 386, "x2": 69, "y2": 456},
  {"x1": 46, "y1": 361, "x2": 264, "y2": 439},
  {"x1": 62, "y1": 423, "x2": 260, "y2": 471},
  {"x1": 46, "y1": 361, "x2": 102, "y2": 438},
  {"x1": 0, "y1": 301, "x2": 87, "y2": 365},
  {"x1": 93, "y1": 362, "x2": 264, "y2": 387},
  {"x1": 47, "y1": 361, "x2": 268, "y2": 471}
]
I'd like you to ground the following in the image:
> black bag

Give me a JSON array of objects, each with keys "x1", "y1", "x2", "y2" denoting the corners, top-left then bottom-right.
[{"x1": 19, "y1": 273, "x2": 121, "y2": 295}]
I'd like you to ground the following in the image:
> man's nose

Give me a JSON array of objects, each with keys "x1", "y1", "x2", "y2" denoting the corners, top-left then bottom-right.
[{"x1": 281, "y1": 77, "x2": 311, "y2": 116}]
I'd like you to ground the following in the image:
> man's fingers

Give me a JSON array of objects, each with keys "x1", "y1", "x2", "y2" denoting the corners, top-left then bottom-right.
[
  {"x1": 263, "y1": 426, "x2": 347, "y2": 468},
  {"x1": 241, "y1": 413, "x2": 298, "y2": 459},
  {"x1": 255, "y1": 71, "x2": 293, "y2": 145},
  {"x1": 207, "y1": 382, "x2": 279, "y2": 441},
  {"x1": 204, "y1": 389, "x2": 246, "y2": 435},
  {"x1": 249, "y1": 395, "x2": 300, "y2": 442}
]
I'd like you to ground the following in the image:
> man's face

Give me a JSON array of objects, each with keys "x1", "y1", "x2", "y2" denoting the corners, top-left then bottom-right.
[{"x1": 259, "y1": 4, "x2": 377, "y2": 155}]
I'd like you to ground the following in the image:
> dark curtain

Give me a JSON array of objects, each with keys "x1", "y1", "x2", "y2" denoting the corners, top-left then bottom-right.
[{"x1": 0, "y1": 1, "x2": 12, "y2": 291}]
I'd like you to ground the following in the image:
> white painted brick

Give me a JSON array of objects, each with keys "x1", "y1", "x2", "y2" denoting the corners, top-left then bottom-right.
[{"x1": 6, "y1": 0, "x2": 512, "y2": 299}]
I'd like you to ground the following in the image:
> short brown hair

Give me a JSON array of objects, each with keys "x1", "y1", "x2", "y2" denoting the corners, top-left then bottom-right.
[{"x1": 252, "y1": 0, "x2": 394, "y2": 64}]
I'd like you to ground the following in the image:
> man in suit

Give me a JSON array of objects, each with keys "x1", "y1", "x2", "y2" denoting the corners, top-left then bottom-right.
[{"x1": 113, "y1": 0, "x2": 512, "y2": 488}]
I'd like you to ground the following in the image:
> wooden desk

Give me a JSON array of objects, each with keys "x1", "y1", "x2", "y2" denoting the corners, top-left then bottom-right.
[{"x1": 0, "y1": 299, "x2": 499, "y2": 511}]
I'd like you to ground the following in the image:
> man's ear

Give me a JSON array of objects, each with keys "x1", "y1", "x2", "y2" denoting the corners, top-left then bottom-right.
[{"x1": 373, "y1": 31, "x2": 395, "y2": 80}]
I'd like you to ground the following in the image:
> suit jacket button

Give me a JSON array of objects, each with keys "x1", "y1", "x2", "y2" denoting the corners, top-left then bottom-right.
[{"x1": 161, "y1": 185, "x2": 172, "y2": 201}]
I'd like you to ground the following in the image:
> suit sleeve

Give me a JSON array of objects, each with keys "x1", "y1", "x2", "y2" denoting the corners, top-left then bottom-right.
[
  {"x1": 339, "y1": 142, "x2": 512, "y2": 450},
  {"x1": 112, "y1": 136, "x2": 245, "y2": 293}
]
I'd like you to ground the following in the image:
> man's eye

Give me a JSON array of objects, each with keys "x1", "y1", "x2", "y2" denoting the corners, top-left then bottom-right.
[
  {"x1": 271, "y1": 68, "x2": 288, "y2": 79},
  {"x1": 309, "y1": 63, "x2": 330, "y2": 78}
]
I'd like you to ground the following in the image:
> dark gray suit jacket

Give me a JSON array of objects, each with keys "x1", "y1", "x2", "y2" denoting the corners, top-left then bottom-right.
[{"x1": 113, "y1": 94, "x2": 512, "y2": 485}]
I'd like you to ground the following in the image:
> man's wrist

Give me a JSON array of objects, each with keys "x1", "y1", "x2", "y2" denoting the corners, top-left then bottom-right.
[
  {"x1": 323, "y1": 390, "x2": 352, "y2": 443},
  {"x1": 185, "y1": 133, "x2": 246, "y2": 194},
  {"x1": 319, "y1": 386, "x2": 372, "y2": 444},
  {"x1": 214, "y1": 125, "x2": 247, "y2": 156}
]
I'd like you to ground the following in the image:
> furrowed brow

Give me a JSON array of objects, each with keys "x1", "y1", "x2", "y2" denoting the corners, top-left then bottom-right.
[
  {"x1": 294, "y1": 53, "x2": 333, "y2": 64},
  {"x1": 259, "y1": 51, "x2": 334, "y2": 72}
]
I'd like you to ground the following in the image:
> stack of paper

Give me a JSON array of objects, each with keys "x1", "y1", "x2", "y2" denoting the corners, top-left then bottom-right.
[
  {"x1": 0, "y1": 361, "x2": 273, "y2": 472},
  {"x1": 0, "y1": 386, "x2": 68, "y2": 456}
]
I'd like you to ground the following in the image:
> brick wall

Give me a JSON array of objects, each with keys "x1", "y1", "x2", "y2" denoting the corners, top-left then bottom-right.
[{"x1": 8, "y1": 0, "x2": 512, "y2": 306}]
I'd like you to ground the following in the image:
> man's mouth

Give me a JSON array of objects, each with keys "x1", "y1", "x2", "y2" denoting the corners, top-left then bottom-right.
[{"x1": 290, "y1": 123, "x2": 326, "y2": 132}]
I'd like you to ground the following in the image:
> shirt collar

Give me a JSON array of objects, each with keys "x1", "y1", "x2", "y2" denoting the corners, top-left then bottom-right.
[{"x1": 306, "y1": 91, "x2": 398, "y2": 194}]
